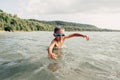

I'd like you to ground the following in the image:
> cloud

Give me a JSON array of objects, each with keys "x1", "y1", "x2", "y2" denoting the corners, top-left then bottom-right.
[
  {"x1": 19, "y1": 0, "x2": 120, "y2": 16},
  {"x1": 21, "y1": 0, "x2": 77, "y2": 14},
  {"x1": 78, "y1": 0, "x2": 120, "y2": 13}
]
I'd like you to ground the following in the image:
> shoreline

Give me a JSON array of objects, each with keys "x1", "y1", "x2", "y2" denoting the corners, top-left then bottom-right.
[
  {"x1": 0, "y1": 31, "x2": 5, "y2": 32},
  {"x1": 0, "y1": 30, "x2": 120, "y2": 33}
]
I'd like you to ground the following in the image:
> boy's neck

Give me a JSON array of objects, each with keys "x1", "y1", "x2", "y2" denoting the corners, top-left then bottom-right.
[{"x1": 55, "y1": 38, "x2": 63, "y2": 42}]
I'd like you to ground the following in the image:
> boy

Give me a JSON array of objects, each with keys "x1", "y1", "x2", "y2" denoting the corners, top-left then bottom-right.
[{"x1": 48, "y1": 27, "x2": 90, "y2": 59}]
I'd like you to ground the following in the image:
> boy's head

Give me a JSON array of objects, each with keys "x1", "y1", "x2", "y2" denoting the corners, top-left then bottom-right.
[
  {"x1": 54, "y1": 26, "x2": 65, "y2": 34},
  {"x1": 53, "y1": 26, "x2": 65, "y2": 38}
]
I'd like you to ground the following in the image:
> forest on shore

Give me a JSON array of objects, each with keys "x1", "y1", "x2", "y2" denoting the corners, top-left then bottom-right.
[{"x1": 0, "y1": 9, "x2": 119, "y2": 32}]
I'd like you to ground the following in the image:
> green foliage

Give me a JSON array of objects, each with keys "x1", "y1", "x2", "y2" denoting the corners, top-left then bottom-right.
[
  {"x1": 0, "y1": 9, "x2": 110, "y2": 32},
  {"x1": 0, "y1": 9, "x2": 3, "y2": 12}
]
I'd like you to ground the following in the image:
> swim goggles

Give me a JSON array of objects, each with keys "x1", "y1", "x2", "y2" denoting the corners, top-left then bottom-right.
[{"x1": 55, "y1": 33, "x2": 65, "y2": 36}]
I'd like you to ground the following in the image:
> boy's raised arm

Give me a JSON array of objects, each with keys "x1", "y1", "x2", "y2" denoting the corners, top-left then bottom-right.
[{"x1": 64, "y1": 33, "x2": 90, "y2": 41}]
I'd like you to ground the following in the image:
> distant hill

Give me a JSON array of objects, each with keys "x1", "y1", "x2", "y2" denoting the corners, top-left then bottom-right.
[{"x1": 0, "y1": 9, "x2": 118, "y2": 32}]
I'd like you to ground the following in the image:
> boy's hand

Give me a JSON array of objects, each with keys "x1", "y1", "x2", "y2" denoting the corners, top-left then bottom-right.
[
  {"x1": 48, "y1": 53, "x2": 57, "y2": 59},
  {"x1": 86, "y1": 35, "x2": 90, "y2": 41},
  {"x1": 84, "y1": 35, "x2": 90, "y2": 41}
]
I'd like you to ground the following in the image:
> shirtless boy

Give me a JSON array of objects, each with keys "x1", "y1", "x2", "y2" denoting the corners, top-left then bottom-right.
[{"x1": 48, "y1": 27, "x2": 90, "y2": 59}]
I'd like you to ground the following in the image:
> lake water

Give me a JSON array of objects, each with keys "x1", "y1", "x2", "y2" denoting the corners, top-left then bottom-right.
[{"x1": 0, "y1": 31, "x2": 120, "y2": 80}]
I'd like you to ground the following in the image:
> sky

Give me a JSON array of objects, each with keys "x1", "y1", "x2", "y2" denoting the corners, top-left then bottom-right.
[{"x1": 0, "y1": 0, "x2": 120, "y2": 30}]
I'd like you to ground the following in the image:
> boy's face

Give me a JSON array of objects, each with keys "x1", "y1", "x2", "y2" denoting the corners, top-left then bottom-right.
[{"x1": 54, "y1": 29, "x2": 65, "y2": 40}]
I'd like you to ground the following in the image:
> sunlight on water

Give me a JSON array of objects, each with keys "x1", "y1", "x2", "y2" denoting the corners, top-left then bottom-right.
[{"x1": 0, "y1": 32, "x2": 120, "y2": 80}]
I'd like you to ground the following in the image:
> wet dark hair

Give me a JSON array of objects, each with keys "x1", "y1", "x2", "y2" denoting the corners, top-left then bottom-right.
[{"x1": 54, "y1": 27, "x2": 64, "y2": 33}]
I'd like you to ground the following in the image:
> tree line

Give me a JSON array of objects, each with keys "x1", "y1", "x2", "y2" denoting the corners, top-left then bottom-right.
[{"x1": 0, "y1": 9, "x2": 111, "y2": 32}]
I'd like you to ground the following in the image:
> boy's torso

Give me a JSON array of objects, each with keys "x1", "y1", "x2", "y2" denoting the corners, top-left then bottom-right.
[{"x1": 54, "y1": 39, "x2": 65, "y2": 49}]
